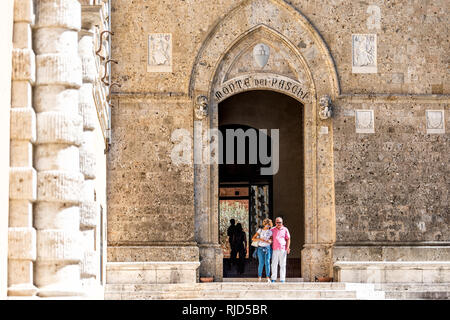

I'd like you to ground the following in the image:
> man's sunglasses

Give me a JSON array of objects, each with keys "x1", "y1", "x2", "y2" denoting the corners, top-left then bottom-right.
[{"x1": 276, "y1": 222, "x2": 282, "y2": 224}]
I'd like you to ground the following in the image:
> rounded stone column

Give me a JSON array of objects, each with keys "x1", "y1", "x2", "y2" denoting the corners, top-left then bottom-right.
[{"x1": 34, "y1": 0, "x2": 84, "y2": 297}]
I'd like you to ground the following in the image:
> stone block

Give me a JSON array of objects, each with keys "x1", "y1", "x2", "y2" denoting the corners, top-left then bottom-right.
[
  {"x1": 334, "y1": 261, "x2": 450, "y2": 283},
  {"x1": 7, "y1": 260, "x2": 37, "y2": 296},
  {"x1": 79, "y1": 84, "x2": 97, "y2": 130},
  {"x1": 13, "y1": 22, "x2": 32, "y2": 49},
  {"x1": 8, "y1": 227, "x2": 36, "y2": 260},
  {"x1": 35, "y1": 0, "x2": 81, "y2": 31},
  {"x1": 34, "y1": 262, "x2": 83, "y2": 297},
  {"x1": 36, "y1": 111, "x2": 83, "y2": 145},
  {"x1": 37, "y1": 170, "x2": 83, "y2": 203},
  {"x1": 8, "y1": 199, "x2": 33, "y2": 227},
  {"x1": 80, "y1": 250, "x2": 98, "y2": 278},
  {"x1": 34, "y1": 144, "x2": 80, "y2": 172},
  {"x1": 10, "y1": 141, "x2": 33, "y2": 167},
  {"x1": 34, "y1": 86, "x2": 79, "y2": 113},
  {"x1": 78, "y1": 34, "x2": 96, "y2": 82},
  {"x1": 34, "y1": 28, "x2": 79, "y2": 55},
  {"x1": 80, "y1": 201, "x2": 97, "y2": 229},
  {"x1": 10, "y1": 107, "x2": 36, "y2": 142},
  {"x1": 9, "y1": 167, "x2": 37, "y2": 201},
  {"x1": 11, "y1": 80, "x2": 32, "y2": 108},
  {"x1": 81, "y1": 179, "x2": 95, "y2": 202},
  {"x1": 14, "y1": 0, "x2": 34, "y2": 24},
  {"x1": 12, "y1": 48, "x2": 35, "y2": 83},
  {"x1": 106, "y1": 262, "x2": 200, "y2": 284},
  {"x1": 107, "y1": 246, "x2": 200, "y2": 263},
  {"x1": 79, "y1": 147, "x2": 96, "y2": 179},
  {"x1": 36, "y1": 229, "x2": 83, "y2": 262},
  {"x1": 36, "y1": 54, "x2": 82, "y2": 88}
]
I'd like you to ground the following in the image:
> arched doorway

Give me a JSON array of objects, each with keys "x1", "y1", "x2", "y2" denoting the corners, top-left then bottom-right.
[
  {"x1": 218, "y1": 91, "x2": 304, "y2": 278},
  {"x1": 190, "y1": 0, "x2": 339, "y2": 282}
]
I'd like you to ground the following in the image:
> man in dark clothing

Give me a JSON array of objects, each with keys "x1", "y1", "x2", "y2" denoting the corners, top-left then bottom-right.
[
  {"x1": 233, "y1": 223, "x2": 247, "y2": 274},
  {"x1": 227, "y1": 219, "x2": 237, "y2": 267}
]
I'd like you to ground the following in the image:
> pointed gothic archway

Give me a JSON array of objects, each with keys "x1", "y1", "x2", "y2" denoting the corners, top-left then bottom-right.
[{"x1": 190, "y1": 0, "x2": 340, "y2": 281}]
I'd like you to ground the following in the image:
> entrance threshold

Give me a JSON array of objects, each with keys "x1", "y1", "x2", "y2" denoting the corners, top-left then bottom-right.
[{"x1": 223, "y1": 278, "x2": 304, "y2": 282}]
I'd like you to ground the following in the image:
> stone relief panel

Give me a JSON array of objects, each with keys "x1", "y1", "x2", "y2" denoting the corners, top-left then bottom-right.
[
  {"x1": 352, "y1": 34, "x2": 377, "y2": 74},
  {"x1": 426, "y1": 110, "x2": 445, "y2": 134},
  {"x1": 355, "y1": 109, "x2": 375, "y2": 133},
  {"x1": 147, "y1": 33, "x2": 172, "y2": 72}
]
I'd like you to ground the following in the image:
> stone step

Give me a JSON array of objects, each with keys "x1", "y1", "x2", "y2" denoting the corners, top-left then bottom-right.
[
  {"x1": 385, "y1": 291, "x2": 450, "y2": 300},
  {"x1": 374, "y1": 282, "x2": 450, "y2": 291},
  {"x1": 223, "y1": 277, "x2": 304, "y2": 282},
  {"x1": 105, "y1": 289, "x2": 359, "y2": 300},
  {"x1": 105, "y1": 282, "x2": 348, "y2": 292}
]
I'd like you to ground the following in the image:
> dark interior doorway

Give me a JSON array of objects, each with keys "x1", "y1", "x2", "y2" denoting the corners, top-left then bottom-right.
[{"x1": 219, "y1": 90, "x2": 304, "y2": 278}]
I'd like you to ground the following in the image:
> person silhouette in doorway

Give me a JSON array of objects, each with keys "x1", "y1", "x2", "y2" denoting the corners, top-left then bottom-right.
[
  {"x1": 233, "y1": 223, "x2": 247, "y2": 274},
  {"x1": 227, "y1": 219, "x2": 237, "y2": 268}
]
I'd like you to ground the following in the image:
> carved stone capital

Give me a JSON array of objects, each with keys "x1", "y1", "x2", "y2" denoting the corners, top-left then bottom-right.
[
  {"x1": 195, "y1": 95, "x2": 208, "y2": 120},
  {"x1": 319, "y1": 95, "x2": 333, "y2": 120}
]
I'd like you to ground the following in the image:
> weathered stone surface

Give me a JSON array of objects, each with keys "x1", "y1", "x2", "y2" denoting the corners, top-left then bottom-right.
[
  {"x1": 36, "y1": 229, "x2": 82, "y2": 262},
  {"x1": 36, "y1": 54, "x2": 82, "y2": 87},
  {"x1": 34, "y1": 28, "x2": 79, "y2": 55},
  {"x1": 106, "y1": 262, "x2": 200, "y2": 284},
  {"x1": 9, "y1": 167, "x2": 36, "y2": 201},
  {"x1": 80, "y1": 201, "x2": 97, "y2": 229},
  {"x1": 8, "y1": 227, "x2": 36, "y2": 260},
  {"x1": 34, "y1": 0, "x2": 81, "y2": 31},
  {"x1": 10, "y1": 108, "x2": 36, "y2": 142},
  {"x1": 37, "y1": 171, "x2": 83, "y2": 203},
  {"x1": 11, "y1": 80, "x2": 32, "y2": 108},
  {"x1": 11, "y1": 48, "x2": 35, "y2": 83},
  {"x1": 108, "y1": 0, "x2": 449, "y2": 284},
  {"x1": 334, "y1": 261, "x2": 450, "y2": 283},
  {"x1": 36, "y1": 111, "x2": 83, "y2": 145},
  {"x1": 333, "y1": 99, "x2": 449, "y2": 244},
  {"x1": 13, "y1": 22, "x2": 32, "y2": 49}
]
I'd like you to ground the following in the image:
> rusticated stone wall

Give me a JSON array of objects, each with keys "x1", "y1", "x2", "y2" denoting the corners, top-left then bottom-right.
[
  {"x1": 108, "y1": 0, "x2": 449, "y2": 281},
  {"x1": 334, "y1": 97, "x2": 449, "y2": 244},
  {"x1": 111, "y1": 0, "x2": 448, "y2": 95}
]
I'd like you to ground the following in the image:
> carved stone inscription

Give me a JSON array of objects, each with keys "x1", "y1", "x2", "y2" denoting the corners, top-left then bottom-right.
[{"x1": 214, "y1": 74, "x2": 309, "y2": 102}]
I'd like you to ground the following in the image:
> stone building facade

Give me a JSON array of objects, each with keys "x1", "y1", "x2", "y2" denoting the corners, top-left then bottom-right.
[{"x1": 0, "y1": 0, "x2": 449, "y2": 299}]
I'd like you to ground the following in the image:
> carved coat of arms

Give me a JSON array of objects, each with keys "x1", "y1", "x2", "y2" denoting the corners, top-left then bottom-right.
[{"x1": 253, "y1": 43, "x2": 270, "y2": 68}]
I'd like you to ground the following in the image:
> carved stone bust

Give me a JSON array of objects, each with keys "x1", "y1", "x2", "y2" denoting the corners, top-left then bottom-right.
[
  {"x1": 195, "y1": 95, "x2": 208, "y2": 120},
  {"x1": 319, "y1": 95, "x2": 333, "y2": 120}
]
